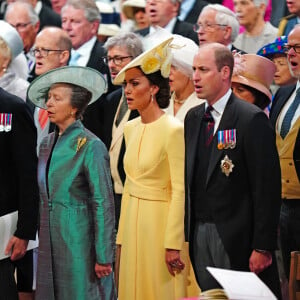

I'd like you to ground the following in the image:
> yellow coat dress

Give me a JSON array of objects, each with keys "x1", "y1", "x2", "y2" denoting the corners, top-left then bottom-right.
[{"x1": 116, "y1": 114, "x2": 187, "y2": 300}]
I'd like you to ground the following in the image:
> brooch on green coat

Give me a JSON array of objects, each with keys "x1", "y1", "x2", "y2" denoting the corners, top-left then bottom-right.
[{"x1": 76, "y1": 137, "x2": 87, "y2": 153}]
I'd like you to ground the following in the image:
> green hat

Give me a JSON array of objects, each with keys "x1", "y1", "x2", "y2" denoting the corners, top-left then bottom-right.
[{"x1": 27, "y1": 66, "x2": 107, "y2": 109}]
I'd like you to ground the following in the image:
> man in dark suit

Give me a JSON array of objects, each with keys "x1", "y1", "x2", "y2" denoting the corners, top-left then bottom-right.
[
  {"x1": 278, "y1": 0, "x2": 300, "y2": 36},
  {"x1": 178, "y1": 0, "x2": 208, "y2": 25},
  {"x1": 269, "y1": 24, "x2": 300, "y2": 281},
  {"x1": 61, "y1": 0, "x2": 110, "y2": 84},
  {"x1": 35, "y1": 0, "x2": 61, "y2": 30},
  {"x1": 184, "y1": 43, "x2": 281, "y2": 297},
  {"x1": 136, "y1": 0, "x2": 198, "y2": 44},
  {"x1": 195, "y1": 4, "x2": 245, "y2": 53},
  {"x1": 102, "y1": 32, "x2": 142, "y2": 229},
  {"x1": 0, "y1": 88, "x2": 39, "y2": 300},
  {"x1": 61, "y1": 0, "x2": 113, "y2": 138}
]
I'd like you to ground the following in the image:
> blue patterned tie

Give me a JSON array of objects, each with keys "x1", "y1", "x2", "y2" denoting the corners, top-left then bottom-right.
[
  {"x1": 280, "y1": 88, "x2": 300, "y2": 139},
  {"x1": 69, "y1": 52, "x2": 81, "y2": 66},
  {"x1": 203, "y1": 105, "x2": 215, "y2": 146}
]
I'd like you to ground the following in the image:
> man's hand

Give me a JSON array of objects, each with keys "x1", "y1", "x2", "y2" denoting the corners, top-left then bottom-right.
[
  {"x1": 249, "y1": 249, "x2": 272, "y2": 274},
  {"x1": 5, "y1": 236, "x2": 28, "y2": 261}
]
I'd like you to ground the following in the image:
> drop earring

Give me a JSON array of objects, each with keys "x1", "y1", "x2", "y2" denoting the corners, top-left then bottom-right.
[{"x1": 151, "y1": 94, "x2": 154, "y2": 102}]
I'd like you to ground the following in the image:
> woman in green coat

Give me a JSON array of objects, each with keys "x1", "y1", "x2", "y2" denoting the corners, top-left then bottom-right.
[{"x1": 27, "y1": 66, "x2": 116, "y2": 300}]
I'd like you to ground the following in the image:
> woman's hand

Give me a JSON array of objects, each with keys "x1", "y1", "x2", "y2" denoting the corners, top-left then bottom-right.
[
  {"x1": 165, "y1": 249, "x2": 185, "y2": 276},
  {"x1": 95, "y1": 263, "x2": 112, "y2": 279}
]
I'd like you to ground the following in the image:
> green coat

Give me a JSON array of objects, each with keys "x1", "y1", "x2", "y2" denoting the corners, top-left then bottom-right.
[{"x1": 36, "y1": 121, "x2": 116, "y2": 300}]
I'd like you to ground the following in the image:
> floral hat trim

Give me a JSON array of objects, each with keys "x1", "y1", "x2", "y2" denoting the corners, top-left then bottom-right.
[{"x1": 113, "y1": 37, "x2": 173, "y2": 85}]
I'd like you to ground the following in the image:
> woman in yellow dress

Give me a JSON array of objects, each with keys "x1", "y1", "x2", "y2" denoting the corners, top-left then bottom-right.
[{"x1": 114, "y1": 37, "x2": 187, "y2": 300}]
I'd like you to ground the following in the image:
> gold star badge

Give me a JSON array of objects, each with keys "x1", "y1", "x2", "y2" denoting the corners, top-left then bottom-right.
[{"x1": 220, "y1": 155, "x2": 234, "y2": 177}]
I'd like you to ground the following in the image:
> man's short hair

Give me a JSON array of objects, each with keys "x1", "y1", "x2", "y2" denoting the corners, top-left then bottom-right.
[
  {"x1": 213, "y1": 43, "x2": 234, "y2": 78},
  {"x1": 5, "y1": 2, "x2": 39, "y2": 25},
  {"x1": 62, "y1": 0, "x2": 100, "y2": 23},
  {"x1": 104, "y1": 32, "x2": 143, "y2": 59}
]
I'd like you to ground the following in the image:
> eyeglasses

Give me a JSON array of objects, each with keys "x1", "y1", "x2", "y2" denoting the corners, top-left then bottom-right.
[
  {"x1": 10, "y1": 22, "x2": 32, "y2": 32},
  {"x1": 193, "y1": 23, "x2": 227, "y2": 33},
  {"x1": 102, "y1": 56, "x2": 133, "y2": 65},
  {"x1": 283, "y1": 44, "x2": 300, "y2": 54},
  {"x1": 31, "y1": 48, "x2": 66, "y2": 57}
]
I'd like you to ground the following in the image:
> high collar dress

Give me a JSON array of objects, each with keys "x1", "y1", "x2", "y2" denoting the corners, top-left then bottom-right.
[{"x1": 36, "y1": 120, "x2": 116, "y2": 300}]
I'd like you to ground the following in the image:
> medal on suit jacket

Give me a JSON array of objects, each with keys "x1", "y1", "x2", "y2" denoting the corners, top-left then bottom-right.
[
  {"x1": 217, "y1": 129, "x2": 236, "y2": 149},
  {"x1": 220, "y1": 155, "x2": 234, "y2": 177},
  {"x1": 0, "y1": 113, "x2": 12, "y2": 132}
]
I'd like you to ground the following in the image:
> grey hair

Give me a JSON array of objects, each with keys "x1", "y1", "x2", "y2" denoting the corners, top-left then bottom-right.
[
  {"x1": 5, "y1": 2, "x2": 39, "y2": 25},
  {"x1": 62, "y1": 0, "x2": 100, "y2": 23},
  {"x1": 104, "y1": 32, "x2": 143, "y2": 59},
  {"x1": 201, "y1": 4, "x2": 239, "y2": 42}
]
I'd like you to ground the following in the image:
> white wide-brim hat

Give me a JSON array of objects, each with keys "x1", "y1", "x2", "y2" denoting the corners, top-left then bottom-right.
[
  {"x1": 0, "y1": 20, "x2": 23, "y2": 59},
  {"x1": 27, "y1": 66, "x2": 107, "y2": 109},
  {"x1": 113, "y1": 36, "x2": 174, "y2": 85},
  {"x1": 98, "y1": 24, "x2": 121, "y2": 36},
  {"x1": 122, "y1": 0, "x2": 146, "y2": 19}
]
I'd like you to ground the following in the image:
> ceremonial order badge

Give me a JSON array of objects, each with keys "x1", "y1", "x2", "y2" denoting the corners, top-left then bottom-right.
[
  {"x1": 0, "y1": 113, "x2": 12, "y2": 132},
  {"x1": 220, "y1": 155, "x2": 234, "y2": 177},
  {"x1": 217, "y1": 129, "x2": 236, "y2": 150}
]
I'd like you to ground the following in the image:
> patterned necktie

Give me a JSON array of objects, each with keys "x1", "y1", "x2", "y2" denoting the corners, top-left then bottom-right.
[
  {"x1": 38, "y1": 109, "x2": 48, "y2": 130},
  {"x1": 203, "y1": 105, "x2": 215, "y2": 146},
  {"x1": 280, "y1": 88, "x2": 300, "y2": 139},
  {"x1": 69, "y1": 52, "x2": 81, "y2": 66}
]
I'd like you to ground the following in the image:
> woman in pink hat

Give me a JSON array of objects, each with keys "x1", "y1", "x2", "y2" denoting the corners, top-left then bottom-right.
[{"x1": 231, "y1": 53, "x2": 276, "y2": 112}]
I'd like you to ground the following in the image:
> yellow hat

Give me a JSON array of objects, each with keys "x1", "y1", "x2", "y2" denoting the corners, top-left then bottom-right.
[{"x1": 113, "y1": 36, "x2": 173, "y2": 85}]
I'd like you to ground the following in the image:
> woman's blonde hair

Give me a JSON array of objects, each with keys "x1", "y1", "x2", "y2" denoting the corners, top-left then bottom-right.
[{"x1": 0, "y1": 37, "x2": 12, "y2": 63}]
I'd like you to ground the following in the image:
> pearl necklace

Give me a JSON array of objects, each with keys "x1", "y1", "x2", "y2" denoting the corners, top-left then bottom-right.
[{"x1": 173, "y1": 96, "x2": 186, "y2": 104}]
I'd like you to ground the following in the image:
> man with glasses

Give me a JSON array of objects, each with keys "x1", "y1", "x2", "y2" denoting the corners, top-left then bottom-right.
[
  {"x1": 102, "y1": 32, "x2": 143, "y2": 231},
  {"x1": 136, "y1": 0, "x2": 199, "y2": 44},
  {"x1": 29, "y1": 26, "x2": 72, "y2": 149},
  {"x1": 5, "y1": 2, "x2": 40, "y2": 82},
  {"x1": 270, "y1": 24, "x2": 300, "y2": 283},
  {"x1": 195, "y1": 4, "x2": 242, "y2": 52}
]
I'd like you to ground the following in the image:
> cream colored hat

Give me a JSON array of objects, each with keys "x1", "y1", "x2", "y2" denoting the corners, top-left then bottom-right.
[
  {"x1": 113, "y1": 36, "x2": 174, "y2": 85},
  {"x1": 0, "y1": 20, "x2": 24, "y2": 59},
  {"x1": 171, "y1": 34, "x2": 198, "y2": 77},
  {"x1": 98, "y1": 24, "x2": 121, "y2": 36},
  {"x1": 232, "y1": 54, "x2": 276, "y2": 100},
  {"x1": 122, "y1": 0, "x2": 146, "y2": 19},
  {"x1": 27, "y1": 66, "x2": 107, "y2": 109}
]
